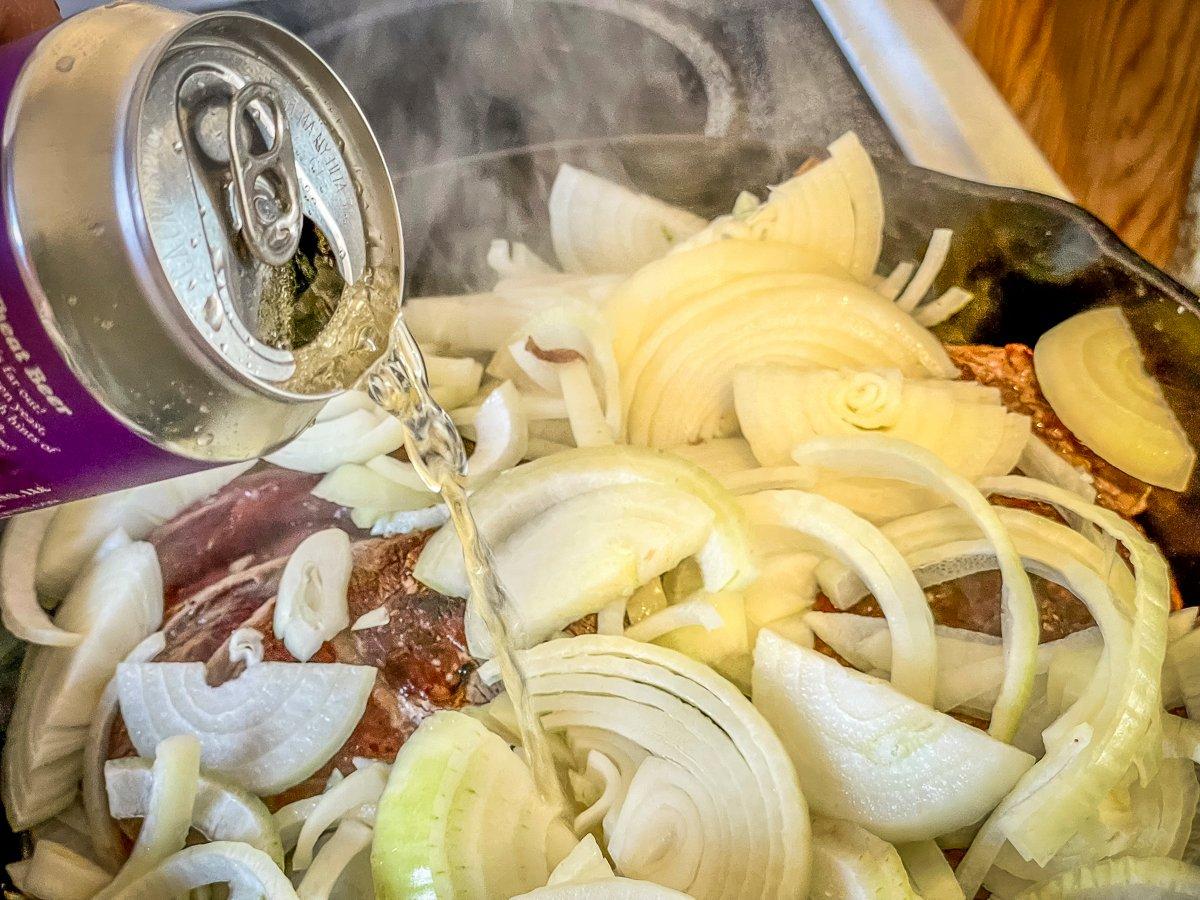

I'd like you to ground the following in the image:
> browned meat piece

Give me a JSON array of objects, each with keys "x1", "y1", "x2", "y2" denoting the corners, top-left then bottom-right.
[
  {"x1": 149, "y1": 464, "x2": 360, "y2": 611},
  {"x1": 947, "y1": 343, "x2": 1151, "y2": 517}
]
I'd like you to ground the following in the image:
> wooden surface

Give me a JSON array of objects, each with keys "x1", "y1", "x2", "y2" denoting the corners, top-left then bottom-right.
[{"x1": 936, "y1": 0, "x2": 1200, "y2": 269}]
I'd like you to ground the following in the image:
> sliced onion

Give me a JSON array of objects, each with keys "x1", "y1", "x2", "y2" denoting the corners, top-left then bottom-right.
[
  {"x1": 752, "y1": 629, "x2": 1034, "y2": 843},
  {"x1": 955, "y1": 475, "x2": 1172, "y2": 895},
  {"x1": 1034, "y1": 306, "x2": 1195, "y2": 490},
  {"x1": 104, "y1": 756, "x2": 283, "y2": 867},
  {"x1": 493, "y1": 272, "x2": 623, "y2": 307},
  {"x1": 403, "y1": 292, "x2": 525, "y2": 353},
  {"x1": 365, "y1": 454, "x2": 436, "y2": 492},
  {"x1": 606, "y1": 239, "x2": 852, "y2": 369},
  {"x1": 546, "y1": 833, "x2": 613, "y2": 883},
  {"x1": 351, "y1": 607, "x2": 390, "y2": 631},
  {"x1": 733, "y1": 365, "x2": 1027, "y2": 481},
  {"x1": 624, "y1": 596, "x2": 722, "y2": 644},
  {"x1": 896, "y1": 228, "x2": 953, "y2": 312},
  {"x1": 650, "y1": 592, "x2": 750, "y2": 686},
  {"x1": 515, "y1": 880, "x2": 692, "y2": 898},
  {"x1": 297, "y1": 817, "x2": 373, "y2": 900},
  {"x1": 293, "y1": 762, "x2": 389, "y2": 871},
  {"x1": 463, "y1": 482, "x2": 716, "y2": 656},
  {"x1": 508, "y1": 635, "x2": 810, "y2": 899},
  {"x1": 809, "y1": 817, "x2": 919, "y2": 898},
  {"x1": 829, "y1": 132, "x2": 885, "y2": 280},
  {"x1": 741, "y1": 490, "x2": 936, "y2": 704},
  {"x1": 559, "y1": 360, "x2": 615, "y2": 447},
  {"x1": 453, "y1": 393, "x2": 569, "y2": 427},
  {"x1": 896, "y1": 839, "x2": 964, "y2": 900},
  {"x1": 100, "y1": 841, "x2": 298, "y2": 900},
  {"x1": 273, "y1": 529, "x2": 352, "y2": 663},
  {"x1": 370, "y1": 505, "x2": 450, "y2": 537},
  {"x1": 227, "y1": 627, "x2": 265, "y2": 669},
  {"x1": 371, "y1": 710, "x2": 577, "y2": 898},
  {"x1": 415, "y1": 445, "x2": 755, "y2": 601},
  {"x1": 878, "y1": 261, "x2": 916, "y2": 301},
  {"x1": 1018, "y1": 434, "x2": 1097, "y2": 502},
  {"x1": 312, "y1": 463, "x2": 434, "y2": 513},
  {"x1": 2, "y1": 508, "x2": 81, "y2": 646},
  {"x1": 1014, "y1": 856, "x2": 1200, "y2": 898},
  {"x1": 548, "y1": 163, "x2": 705, "y2": 273},
  {"x1": 596, "y1": 597, "x2": 627, "y2": 637},
  {"x1": 10, "y1": 839, "x2": 112, "y2": 900},
  {"x1": 82, "y1": 632, "x2": 165, "y2": 871},
  {"x1": 466, "y1": 380, "x2": 530, "y2": 480},
  {"x1": 487, "y1": 239, "x2": 558, "y2": 277},
  {"x1": 267, "y1": 406, "x2": 404, "y2": 475},
  {"x1": 36, "y1": 462, "x2": 253, "y2": 600},
  {"x1": 914, "y1": 287, "x2": 974, "y2": 327},
  {"x1": 4, "y1": 540, "x2": 163, "y2": 832},
  {"x1": 743, "y1": 553, "x2": 819, "y2": 636},
  {"x1": 425, "y1": 355, "x2": 485, "y2": 411},
  {"x1": 116, "y1": 661, "x2": 375, "y2": 796},
  {"x1": 622, "y1": 274, "x2": 959, "y2": 447},
  {"x1": 275, "y1": 770, "x2": 346, "y2": 853},
  {"x1": 625, "y1": 578, "x2": 668, "y2": 626},
  {"x1": 721, "y1": 466, "x2": 819, "y2": 496},
  {"x1": 97, "y1": 734, "x2": 201, "y2": 898},
  {"x1": 791, "y1": 435, "x2": 1039, "y2": 741}
]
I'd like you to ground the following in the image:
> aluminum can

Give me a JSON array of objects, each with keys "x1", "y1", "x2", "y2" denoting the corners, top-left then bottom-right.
[{"x1": 0, "y1": 2, "x2": 403, "y2": 516}]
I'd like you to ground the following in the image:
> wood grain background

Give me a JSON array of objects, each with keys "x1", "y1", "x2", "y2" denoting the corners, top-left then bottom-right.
[{"x1": 934, "y1": 0, "x2": 1200, "y2": 269}]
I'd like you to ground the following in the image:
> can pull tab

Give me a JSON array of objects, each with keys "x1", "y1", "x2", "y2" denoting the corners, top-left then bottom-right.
[{"x1": 228, "y1": 83, "x2": 303, "y2": 267}]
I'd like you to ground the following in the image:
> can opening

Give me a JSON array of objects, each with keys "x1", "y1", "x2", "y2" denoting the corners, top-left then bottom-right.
[{"x1": 257, "y1": 216, "x2": 346, "y2": 351}]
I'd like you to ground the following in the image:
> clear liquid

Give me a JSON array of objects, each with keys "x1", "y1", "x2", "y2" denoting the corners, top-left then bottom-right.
[{"x1": 365, "y1": 321, "x2": 566, "y2": 814}]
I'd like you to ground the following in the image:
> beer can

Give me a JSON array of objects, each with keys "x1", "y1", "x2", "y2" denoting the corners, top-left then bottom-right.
[{"x1": 0, "y1": 2, "x2": 403, "y2": 516}]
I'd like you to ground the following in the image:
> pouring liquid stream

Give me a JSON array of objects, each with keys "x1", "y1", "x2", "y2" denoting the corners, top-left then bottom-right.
[{"x1": 365, "y1": 322, "x2": 567, "y2": 815}]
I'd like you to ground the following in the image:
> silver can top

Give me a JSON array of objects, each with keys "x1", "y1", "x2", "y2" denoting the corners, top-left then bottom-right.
[{"x1": 134, "y1": 10, "x2": 402, "y2": 397}]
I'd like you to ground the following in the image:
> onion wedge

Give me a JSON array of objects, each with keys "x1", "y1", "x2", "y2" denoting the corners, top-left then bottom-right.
[
  {"x1": 116, "y1": 661, "x2": 375, "y2": 795},
  {"x1": 752, "y1": 630, "x2": 1034, "y2": 843},
  {"x1": 1, "y1": 509, "x2": 81, "y2": 646},
  {"x1": 267, "y1": 402, "x2": 404, "y2": 475},
  {"x1": 548, "y1": 164, "x2": 706, "y2": 273},
  {"x1": 297, "y1": 817, "x2": 373, "y2": 900},
  {"x1": 292, "y1": 761, "x2": 389, "y2": 871},
  {"x1": 9, "y1": 839, "x2": 112, "y2": 900},
  {"x1": 1013, "y1": 856, "x2": 1200, "y2": 899},
  {"x1": 809, "y1": 817, "x2": 919, "y2": 899},
  {"x1": 465, "y1": 381, "x2": 530, "y2": 479},
  {"x1": 790, "y1": 435, "x2": 1039, "y2": 741},
  {"x1": 415, "y1": 445, "x2": 755, "y2": 601},
  {"x1": 515, "y1": 878, "x2": 693, "y2": 898},
  {"x1": 1034, "y1": 307, "x2": 1195, "y2": 490}
]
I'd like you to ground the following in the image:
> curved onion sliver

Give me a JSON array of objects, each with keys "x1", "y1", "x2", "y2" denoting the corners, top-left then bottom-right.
[
  {"x1": 273, "y1": 529, "x2": 352, "y2": 663},
  {"x1": 9, "y1": 839, "x2": 112, "y2": 899},
  {"x1": 97, "y1": 735, "x2": 200, "y2": 899},
  {"x1": 466, "y1": 381, "x2": 530, "y2": 480},
  {"x1": 101, "y1": 841, "x2": 298, "y2": 900},
  {"x1": 809, "y1": 817, "x2": 918, "y2": 898},
  {"x1": 954, "y1": 476, "x2": 1172, "y2": 896},
  {"x1": 104, "y1": 756, "x2": 283, "y2": 867},
  {"x1": 1013, "y1": 856, "x2": 1200, "y2": 899},
  {"x1": 116, "y1": 661, "x2": 375, "y2": 796},
  {"x1": 292, "y1": 762, "x2": 388, "y2": 871},
  {"x1": 297, "y1": 816, "x2": 373, "y2": 900},
  {"x1": 510, "y1": 635, "x2": 810, "y2": 900},
  {"x1": 790, "y1": 436, "x2": 1038, "y2": 742},
  {"x1": 1, "y1": 509, "x2": 80, "y2": 646},
  {"x1": 516, "y1": 878, "x2": 693, "y2": 899},
  {"x1": 740, "y1": 490, "x2": 936, "y2": 705},
  {"x1": 82, "y1": 631, "x2": 166, "y2": 871}
]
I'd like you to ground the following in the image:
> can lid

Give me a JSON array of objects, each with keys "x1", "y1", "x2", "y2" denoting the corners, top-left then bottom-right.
[{"x1": 134, "y1": 12, "x2": 403, "y2": 398}]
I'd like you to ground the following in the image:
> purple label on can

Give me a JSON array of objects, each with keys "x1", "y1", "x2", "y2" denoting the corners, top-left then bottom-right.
[{"x1": 0, "y1": 30, "x2": 206, "y2": 517}]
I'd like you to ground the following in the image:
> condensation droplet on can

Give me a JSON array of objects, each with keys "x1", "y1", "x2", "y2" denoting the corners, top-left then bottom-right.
[
  {"x1": 87, "y1": 222, "x2": 104, "y2": 236},
  {"x1": 172, "y1": 140, "x2": 184, "y2": 154},
  {"x1": 66, "y1": 295, "x2": 78, "y2": 307},
  {"x1": 196, "y1": 432, "x2": 214, "y2": 447},
  {"x1": 198, "y1": 404, "x2": 210, "y2": 414},
  {"x1": 55, "y1": 56, "x2": 75, "y2": 73},
  {"x1": 203, "y1": 294, "x2": 224, "y2": 330},
  {"x1": 189, "y1": 237, "x2": 199, "y2": 248},
  {"x1": 99, "y1": 319, "x2": 114, "y2": 331}
]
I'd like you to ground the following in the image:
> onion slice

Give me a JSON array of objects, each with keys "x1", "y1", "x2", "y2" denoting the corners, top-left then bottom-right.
[
  {"x1": 116, "y1": 661, "x2": 375, "y2": 796},
  {"x1": 1, "y1": 509, "x2": 81, "y2": 646},
  {"x1": 791, "y1": 435, "x2": 1039, "y2": 741},
  {"x1": 97, "y1": 734, "x2": 200, "y2": 899},
  {"x1": 99, "y1": 841, "x2": 298, "y2": 900},
  {"x1": 548, "y1": 164, "x2": 706, "y2": 274},
  {"x1": 506, "y1": 635, "x2": 810, "y2": 899},
  {"x1": 273, "y1": 529, "x2": 352, "y2": 663},
  {"x1": 896, "y1": 228, "x2": 952, "y2": 312},
  {"x1": 740, "y1": 490, "x2": 936, "y2": 705},
  {"x1": 1033, "y1": 306, "x2": 1195, "y2": 490},
  {"x1": 466, "y1": 381, "x2": 530, "y2": 480},
  {"x1": 1014, "y1": 856, "x2": 1200, "y2": 898},
  {"x1": 296, "y1": 817, "x2": 372, "y2": 900},
  {"x1": 104, "y1": 756, "x2": 283, "y2": 867},
  {"x1": 9, "y1": 839, "x2": 112, "y2": 900},
  {"x1": 809, "y1": 817, "x2": 919, "y2": 898},
  {"x1": 372, "y1": 710, "x2": 577, "y2": 899},
  {"x1": 415, "y1": 445, "x2": 755, "y2": 601},
  {"x1": 267, "y1": 401, "x2": 404, "y2": 475},
  {"x1": 292, "y1": 761, "x2": 389, "y2": 871},
  {"x1": 516, "y1": 878, "x2": 693, "y2": 898},
  {"x1": 752, "y1": 629, "x2": 1034, "y2": 843}
]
